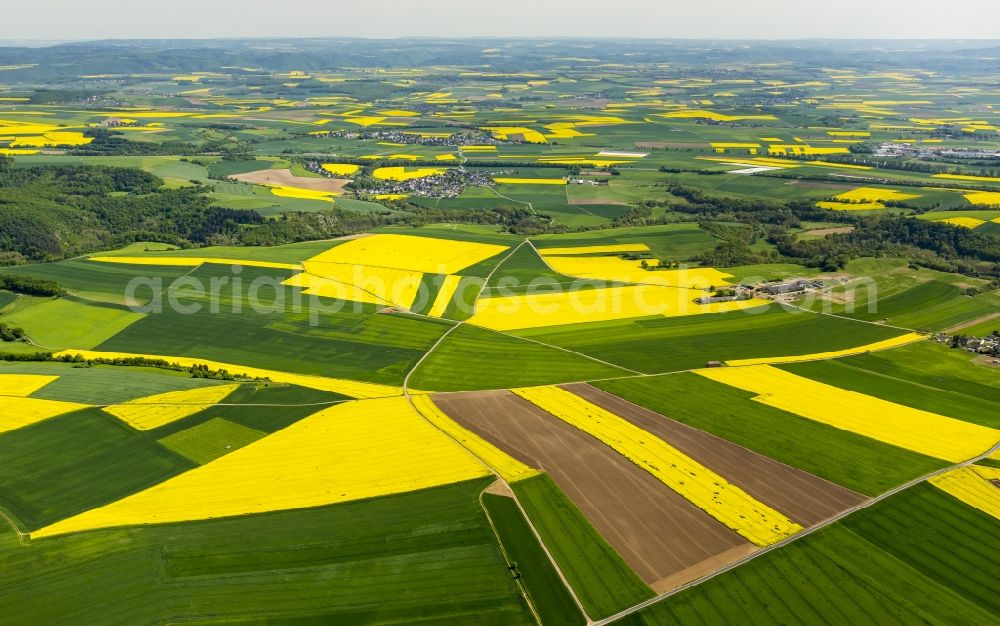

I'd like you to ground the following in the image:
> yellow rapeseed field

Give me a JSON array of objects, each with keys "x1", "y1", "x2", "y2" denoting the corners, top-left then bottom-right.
[
  {"x1": 89, "y1": 256, "x2": 302, "y2": 270},
  {"x1": 0, "y1": 374, "x2": 58, "y2": 396},
  {"x1": 725, "y1": 332, "x2": 926, "y2": 366},
  {"x1": 493, "y1": 178, "x2": 567, "y2": 185},
  {"x1": 53, "y1": 350, "x2": 410, "y2": 398},
  {"x1": 933, "y1": 173, "x2": 1000, "y2": 184},
  {"x1": 0, "y1": 397, "x2": 92, "y2": 435},
  {"x1": 963, "y1": 192, "x2": 1000, "y2": 206},
  {"x1": 512, "y1": 386, "x2": 802, "y2": 545},
  {"x1": 283, "y1": 271, "x2": 391, "y2": 306},
  {"x1": 427, "y1": 274, "x2": 463, "y2": 318},
  {"x1": 374, "y1": 193, "x2": 408, "y2": 200},
  {"x1": 10, "y1": 131, "x2": 92, "y2": 147},
  {"x1": 269, "y1": 185, "x2": 336, "y2": 203},
  {"x1": 938, "y1": 216, "x2": 986, "y2": 229},
  {"x1": 372, "y1": 166, "x2": 447, "y2": 181},
  {"x1": 542, "y1": 255, "x2": 735, "y2": 289},
  {"x1": 696, "y1": 365, "x2": 999, "y2": 463},
  {"x1": 468, "y1": 285, "x2": 768, "y2": 331},
  {"x1": 104, "y1": 383, "x2": 240, "y2": 430},
  {"x1": 817, "y1": 201, "x2": 886, "y2": 211},
  {"x1": 538, "y1": 243, "x2": 651, "y2": 256},
  {"x1": 835, "y1": 187, "x2": 920, "y2": 202},
  {"x1": 305, "y1": 234, "x2": 507, "y2": 275},
  {"x1": 929, "y1": 466, "x2": 1000, "y2": 520},
  {"x1": 297, "y1": 262, "x2": 425, "y2": 309},
  {"x1": 481, "y1": 126, "x2": 548, "y2": 143},
  {"x1": 32, "y1": 397, "x2": 490, "y2": 538},
  {"x1": 658, "y1": 110, "x2": 778, "y2": 122},
  {"x1": 412, "y1": 395, "x2": 539, "y2": 483},
  {"x1": 321, "y1": 163, "x2": 360, "y2": 176}
]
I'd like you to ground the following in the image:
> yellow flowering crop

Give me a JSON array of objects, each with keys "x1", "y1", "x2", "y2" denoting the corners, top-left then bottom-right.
[
  {"x1": 11, "y1": 131, "x2": 92, "y2": 147},
  {"x1": 104, "y1": 383, "x2": 240, "y2": 430},
  {"x1": 542, "y1": 255, "x2": 735, "y2": 289},
  {"x1": 696, "y1": 365, "x2": 999, "y2": 463},
  {"x1": 0, "y1": 397, "x2": 92, "y2": 435},
  {"x1": 725, "y1": 332, "x2": 926, "y2": 366},
  {"x1": 373, "y1": 194, "x2": 408, "y2": 201},
  {"x1": 493, "y1": 178, "x2": 567, "y2": 185},
  {"x1": 481, "y1": 126, "x2": 548, "y2": 143},
  {"x1": 427, "y1": 275, "x2": 462, "y2": 318},
  {"x1": 933, "y1": 173, "x2": 1000, "y2": 183},
  {"x1": 938, "y1": 216, "x2": 986, "y2": 229},
  {"x1": 834, "y1": 187, "x2": 920, "y2": 202},
  {"x1": 658, "y1": 110, "x2": 778, "y2": 122},
  {"x1": 89, "y1": 256, "x2": 302, "y2": 270},
  {"x1": 817, "y1": 201, "x2": 886, "y2": 211},
  {"x1": 269, "y1": 185, "x2": 336, "y2": 203},
  {"x1": 321, "y1": 163, "x2": 360, "y2": 176},
  {"x1": 964, "y1": 192, "x2": 1000, "y2": 206},
  {"x1": 512, "y1": 386, "x2": 803, "y2": 545},
  {"x1": 296, "y1": 262, "x2": 425, "y2": 309},
  {"x1": 468, "y1": 285, "x2": 768, "y2": 331},
  {"x1": 0, "y1": 374, "x2": 58, "y2": 396},
  {"x1": 412, "y1": 395, "x2": 539, "y2": 483},
  {"x1": 53, "y1": 350, "x2": 410, "y2": 399},
  {"x1": 538, "y1": 244, "x2": 651, "y2": 256},
  {"x1": 372, "y1": 166, "x2": 447, "y2": 181},
  {"x1": 306, "y1": 234, "x2": 507, "y2": 275},
  {"x1": 32, "y1": 397, "x2": 490, "y2": 538},
  {"x1": 929, "y1": 466, "x2": 1000, "y2": 520}
]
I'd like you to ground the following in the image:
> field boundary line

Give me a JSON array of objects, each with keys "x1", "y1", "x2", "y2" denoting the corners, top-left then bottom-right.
[{"x1": 595, "y1": 439, "x2": 1000, "y2": 625}]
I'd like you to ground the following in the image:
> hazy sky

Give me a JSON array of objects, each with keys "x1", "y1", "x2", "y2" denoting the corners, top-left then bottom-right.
[{"x1": 4, "y1": 0, "x2": 1000, "y2": 40}]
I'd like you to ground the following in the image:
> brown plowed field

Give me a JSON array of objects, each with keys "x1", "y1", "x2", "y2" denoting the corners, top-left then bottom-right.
[
  {"x1": 231, "y1": 168, "x2": 348, "y2": 193},
  {"x1": 431, "y1": 390, "x2": 752, "y2": 586},
  {"x1": 562, "y1": 383, "x2": 868, "y2": 525}
]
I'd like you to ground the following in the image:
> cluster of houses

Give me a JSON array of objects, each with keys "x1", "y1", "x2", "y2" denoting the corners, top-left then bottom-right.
[
  {"x1": 308, "y1": 129, "x2": 504, "y2": 147},
  {"x1": 695, "y1": 278, "x2": 822, "y2": 304},
  {"x1": 935, "y1": 332, "x2": 1000, "y2": 356},
  {"x1": 874, "y1": 142, "x2": 1000, "y2": 160},
  {"x1": 370, "y1": 167, "x2": 494, "y2": 198}
]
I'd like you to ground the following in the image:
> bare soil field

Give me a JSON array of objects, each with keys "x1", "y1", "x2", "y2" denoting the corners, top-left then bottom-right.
[
  {"x1": 431, "y1": 390, "x2": 751, "y2": 588},
  {"x1": 231, "y1": 168, "x2": 349, "y2": 193},
  {"x1": 802, "y1": 226, "x2": 855, "y2": 237},
  {"x1": 564, "y1": 383, "x2": 868, "y2": 525}
]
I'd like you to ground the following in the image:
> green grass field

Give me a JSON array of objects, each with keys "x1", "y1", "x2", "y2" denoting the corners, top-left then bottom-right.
[
  {"x1": 2, "y1": 479, "x2": 534, "y2": 625},
  {"x1": 781, "y1": 357, "x2": 1000, "y2": 429},
  {"x1": 517, "y1": 306, "x2": 905, "y2": 374},
  {"x1": 620, "y1": 485, "x2": 999, "y2": 625},
  {"x1": 0, "y1": 361, "x2": 229, "y2": 404},
  {"x1": 482, "y1": 493, "x2": 586, "y2": 626},
  {"x1": 594, "y1": 373, "x2": 947, "y2": 496},
  {"x1": 157, "y1": 417, "x2": 267, "y2": 464},
  {"x1": 96, "y1": 265, "x2": 452, "y2": 385},
  {"x1": 409, "y1": 324, "x2": 627, "y2": 391},
  {"x1": 513, "y1": 474, "x2": 654, "y2": 619},
  {"x1": 0, "y1": 297, "x2": 144, "y2": 349}
]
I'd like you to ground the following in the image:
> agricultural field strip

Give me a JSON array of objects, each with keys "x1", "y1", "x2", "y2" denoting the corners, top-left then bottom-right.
[
  {"x1": 400, "y1": 240, "x2": 594, "y2": 622},
  {"x1": 591, "y1": 438, "x2": 1000, "y2": 626},
  {"x1": 927, "y1": 465, "x2": 1000, "y2": 520},
  {"x1": 697, "y1": 365, "x2": 999, "y2": 463},
  {"x1": 725, "y1": 332, "x2": 927, "y2": 366},
  {"x1": 30, "y1": 396, "x2": 492, "y2": 538},
  {"x1": 527, "y1": 240, "x2": 732, "y2": 292},
  {"x1": 53, "y1": 349, "x2": 412, "y2": 399},
  {"x1": 89, "y1": 256, "x2": 303, "y2": 271},
  {"x1": 511, "y1": 385, "x2": 804, "y2": 546}
]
